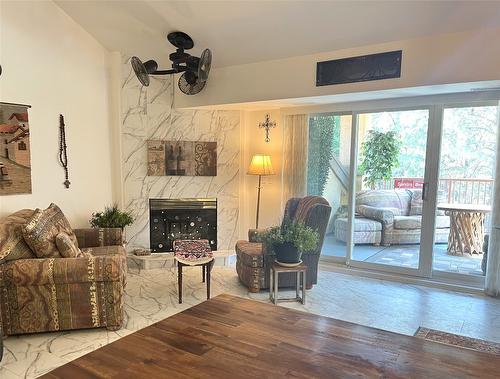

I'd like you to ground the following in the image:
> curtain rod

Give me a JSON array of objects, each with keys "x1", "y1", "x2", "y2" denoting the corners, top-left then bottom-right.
[{"x1": 0, "y1": 101, "x2": 32, "y2": 108}]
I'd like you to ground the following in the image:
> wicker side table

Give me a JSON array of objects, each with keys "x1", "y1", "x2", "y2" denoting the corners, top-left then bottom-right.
[{"x1": 269, "y1": 262, "x2": 307, "y2": 305}]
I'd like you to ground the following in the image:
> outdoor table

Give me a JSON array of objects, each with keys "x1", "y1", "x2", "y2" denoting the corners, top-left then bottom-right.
[{"x1": 437, "y1": 203, "x2": 491, "y2": 255}]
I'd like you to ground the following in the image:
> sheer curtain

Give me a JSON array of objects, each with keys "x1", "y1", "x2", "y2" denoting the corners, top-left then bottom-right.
[
  {"x1": 486, "y1": 108, "x2": 500, "y2": 297},
  {"x1": 281, "y1": 114, "x2": 308, "y2": 209}
]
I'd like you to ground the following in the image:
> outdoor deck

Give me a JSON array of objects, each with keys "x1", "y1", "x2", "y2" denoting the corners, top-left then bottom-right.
[{"x1": 322, "y1": 235, "x2": 484, "y2": 276}]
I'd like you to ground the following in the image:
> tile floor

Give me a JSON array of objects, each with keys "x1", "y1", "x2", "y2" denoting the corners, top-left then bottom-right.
[{"x1": 1, "y1": 264, "x2": 499, "y2": 378}]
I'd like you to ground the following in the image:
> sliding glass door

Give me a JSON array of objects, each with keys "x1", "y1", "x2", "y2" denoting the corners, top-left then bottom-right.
[
  {"x1": 309, "y1": 95, "x2": 500, "y2": 284},
  {"x1": 348, "y1": 109, "x2": 431, "y2": 275},
  {"x1": 431, "y1": 105, "x2": 499, "y2": 280}
]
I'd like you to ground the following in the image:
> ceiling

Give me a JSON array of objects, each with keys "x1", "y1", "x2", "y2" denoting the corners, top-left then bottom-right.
[{"x1": 56, "y1": 1, "x2": 500, "y2": 69}]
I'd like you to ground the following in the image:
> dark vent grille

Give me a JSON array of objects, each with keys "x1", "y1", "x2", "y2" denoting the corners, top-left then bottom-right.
[{"x1": 316, "y1": 50, "x2": 402, "y2": 86}]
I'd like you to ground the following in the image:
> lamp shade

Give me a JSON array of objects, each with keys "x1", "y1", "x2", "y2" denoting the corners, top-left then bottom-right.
[{"x1": 247, "y1": 155, "x2": 274, "y2": 176}]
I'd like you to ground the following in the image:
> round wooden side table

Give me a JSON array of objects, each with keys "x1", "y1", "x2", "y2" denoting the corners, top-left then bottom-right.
[{"x1": 437, "y1": 203, "x2": 491, "y2": 255}]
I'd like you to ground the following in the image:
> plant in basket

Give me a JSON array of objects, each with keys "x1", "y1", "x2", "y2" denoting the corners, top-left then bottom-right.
[{"x1": 263, "y1": 219, "x2": 319, "y2": 266}]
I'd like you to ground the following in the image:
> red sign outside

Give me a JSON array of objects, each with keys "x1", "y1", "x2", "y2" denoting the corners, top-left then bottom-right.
[{"x1": 393, "y1": 178, "x2": 424, "y2": 189}]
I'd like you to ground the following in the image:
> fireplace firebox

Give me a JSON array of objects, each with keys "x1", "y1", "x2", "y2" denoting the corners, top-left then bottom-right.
[{"x1": 149, "y1": 198, "x2": 217, "y2": 253}]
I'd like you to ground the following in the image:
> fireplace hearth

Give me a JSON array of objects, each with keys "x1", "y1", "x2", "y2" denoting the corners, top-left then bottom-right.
[{"x1": 149, "y1": 198, "x2": 217, "y2": 252}]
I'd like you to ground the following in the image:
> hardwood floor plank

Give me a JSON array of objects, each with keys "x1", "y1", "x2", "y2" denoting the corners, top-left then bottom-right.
[{"x1": 40, "y1": 294, "x2": 500, "y2": 379}]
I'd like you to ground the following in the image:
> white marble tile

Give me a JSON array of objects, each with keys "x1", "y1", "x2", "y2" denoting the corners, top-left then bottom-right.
[
  {"x1": 0, "y1": 366, "x2": 21, "y2": 379},
  {"x1": 2, "y1": 350, "x2": 70, "y2": 378},
  {"x1": 121, "y1": 55, "x2": 241, "y2": 251}
]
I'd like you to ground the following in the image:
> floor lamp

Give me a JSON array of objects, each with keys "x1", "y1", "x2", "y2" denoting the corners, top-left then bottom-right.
[{"x1": 248, "y1": 155, "x2": 275, "y2": 229}]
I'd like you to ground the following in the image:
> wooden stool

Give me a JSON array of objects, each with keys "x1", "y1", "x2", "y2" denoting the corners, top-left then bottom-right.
[
  {"x1": 269, "y1": 262, "x2": 307, "y2": 305},
  {"x1": 176, "y1": 259, "x2": 214, "y2": 304},
  {"x1": 173, "y1": 240, "x2": 214, "y2": 304}
]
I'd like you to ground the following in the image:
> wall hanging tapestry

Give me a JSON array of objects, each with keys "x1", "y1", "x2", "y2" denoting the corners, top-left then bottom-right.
[
  {"x1": 0, "y1": 102, "x2": 32, "y2": 195},
  {"x1": 147, "y1": 140, "x2": 217, "y2": 176}
]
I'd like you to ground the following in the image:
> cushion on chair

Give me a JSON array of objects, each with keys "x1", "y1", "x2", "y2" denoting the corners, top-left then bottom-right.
[
  {"x1": 409, "y1": 190, "x2": 424, "y2": 216},
  {"x1": 56, "y1": 232, "x2": 83, "y2": 258},
  {"x1": 174, "y1": 239, "x2": 213, "y2": 265},
  {"x1": 356, "y1": 190, "x2": 411, "y2": 216},
  {"x1": 335, "y1": 217, "x2": 382, "y2": 232},
  {"x1": 22, "y1": 203, "x2": 78, "y2": 259},
  {"x1": 393, "y1": 214, "x2": 450, "y2": 230},
  {"x1": 0, "y1": 209, "x2": 36, "y2": 262},
  {"x1": 394, "y1": 216, "x2": 422, "y2": 229}
]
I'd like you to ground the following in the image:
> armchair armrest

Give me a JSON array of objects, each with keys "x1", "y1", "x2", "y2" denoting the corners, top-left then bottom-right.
[
  {"x1": 0, "y1": 252, "x2": 126, "y2": 287},
  {"x1": 74, "y1": 228, "x2": 123, "y2": 248},
  {"x1": 357, "y1": 205, "x2": 395, "y2": 226},
  {"x1": 248, "y1": 228, "x2": 271, "y2": 242}
]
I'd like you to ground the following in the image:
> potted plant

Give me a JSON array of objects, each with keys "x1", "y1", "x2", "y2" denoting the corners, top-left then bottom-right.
[
  {"x1": 263, "y1": 219, "x2": 319, "y2": 266},
  {"x1": 90, "y1": 204, "x2": 135, "y2": 243},
  {"x1": 359, "y1": 130, "x2": 401, "y2": 189}
]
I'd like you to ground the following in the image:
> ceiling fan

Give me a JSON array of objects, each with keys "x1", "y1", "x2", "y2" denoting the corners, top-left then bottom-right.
[{"x1": 131, "y1": 31, "x2": 212, "y2": 95}]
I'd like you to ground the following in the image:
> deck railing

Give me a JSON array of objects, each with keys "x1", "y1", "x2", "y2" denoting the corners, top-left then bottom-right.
[{"x1": 373, "y1": 178, "x2": 494, "y2": 205}]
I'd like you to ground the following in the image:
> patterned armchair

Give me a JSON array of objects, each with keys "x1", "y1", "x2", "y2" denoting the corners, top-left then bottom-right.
[
  {"x1": 235, "y1": 196, "x2": 331, "y2": 293},
  {"x1": 0, "y1": 210, "x2": 127, "y2": 336}
]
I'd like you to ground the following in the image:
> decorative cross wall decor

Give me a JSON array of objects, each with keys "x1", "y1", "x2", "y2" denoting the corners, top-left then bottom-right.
[{"x1": 258, "y1": 114, "x2": 277, "y2": 143}]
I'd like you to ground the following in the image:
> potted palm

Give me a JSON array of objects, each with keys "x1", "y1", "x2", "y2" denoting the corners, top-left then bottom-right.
[{"x1": 263, "y1": 219, "x2": 319, "y2": 266}]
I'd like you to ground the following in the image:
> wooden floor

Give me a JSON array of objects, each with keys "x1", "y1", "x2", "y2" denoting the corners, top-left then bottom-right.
[{"x1": 42, "y1": 294, "x2": 500, "y2": 379}]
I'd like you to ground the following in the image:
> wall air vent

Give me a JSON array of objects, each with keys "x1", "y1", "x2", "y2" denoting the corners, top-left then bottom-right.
[{"x1": 316, "y1": 50, "x2": 402, "y2": 87}]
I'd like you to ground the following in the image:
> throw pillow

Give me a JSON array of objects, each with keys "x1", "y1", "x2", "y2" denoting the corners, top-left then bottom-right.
[
  {"x1": 409, "y1": 190, "x2": 423, "y2": 216},
  {"x1": 0, "y1": 209, "x2": 36, "y2": 262},
  {"x1": 409, "y1": 189, "x2": 447, "y2": 216},
  {"x1": 55, "y1": 232, "x2": 83, "y2": 258},
  {"x1": 22, "y1": 203, "x2": 79, "y2": 258}
]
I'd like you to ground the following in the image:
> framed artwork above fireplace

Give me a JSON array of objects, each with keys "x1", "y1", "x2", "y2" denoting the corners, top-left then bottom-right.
[{"x1": 147, "y1": 140, "x2": 217, "y2": 176}]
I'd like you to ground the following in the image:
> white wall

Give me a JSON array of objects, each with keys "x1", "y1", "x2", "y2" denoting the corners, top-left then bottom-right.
[
  {"x1": 0, "y1": 1, "x2": 116, "y2": 226},
  {"x1": 240, "y1": 110, "x2": 284, "y2": 233},
  {"x1": 175, "y1": 27, "x2": 500, "y2": 108}
]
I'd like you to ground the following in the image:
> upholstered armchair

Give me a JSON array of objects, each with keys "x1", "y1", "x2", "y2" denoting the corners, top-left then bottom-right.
[
  {"x1": 236, "y1": 196, "x2": 331, "y2": 293},
  {"x1": 0, "y1": 208, "x2": 127, "y2": 336}
]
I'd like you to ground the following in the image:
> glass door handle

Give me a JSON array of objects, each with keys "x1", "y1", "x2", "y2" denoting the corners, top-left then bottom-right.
[{"x1": 422, "y1": 182, "x2": 429, "y2": 200}]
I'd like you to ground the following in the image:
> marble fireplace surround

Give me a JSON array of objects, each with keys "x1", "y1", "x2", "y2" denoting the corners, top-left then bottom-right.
[{"x1": 121, "y1": 55, "x2": 241, "y2": 252}]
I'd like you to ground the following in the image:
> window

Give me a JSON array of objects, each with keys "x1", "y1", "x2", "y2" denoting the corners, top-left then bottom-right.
[{"x1": 18, "y1": 141, "x2": 26, "y2": 150}]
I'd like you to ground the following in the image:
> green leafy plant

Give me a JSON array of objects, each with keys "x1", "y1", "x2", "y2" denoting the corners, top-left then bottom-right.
[
  {"x1": 359, "y1": 130, "x2": 401, "y2": 189},
  {"x1": 263, "y1": 219, "x2": 319, "y2": 253},
  {"x1": 307, "y1": 115, "x2": 340, "y2": 196},
  {"x1": 90, "y1": 204, "x2": 135, "y2": 230}
]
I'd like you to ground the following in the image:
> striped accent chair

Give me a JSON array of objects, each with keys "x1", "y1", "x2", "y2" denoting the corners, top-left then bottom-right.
[
  {"x1": 235, "y1": 196, "x2": 331, "y2": 293},
  {"x1": 0, "y1": 209, "x2": 127, "y2": 336}
]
